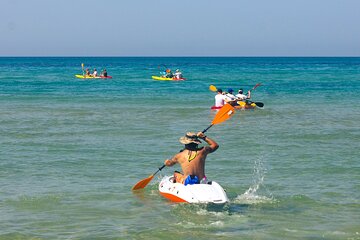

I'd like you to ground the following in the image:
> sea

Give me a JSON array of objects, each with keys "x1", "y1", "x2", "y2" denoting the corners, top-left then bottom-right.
[{"x1": 0, "y1": 57, "x2": 359, "y2": 239}]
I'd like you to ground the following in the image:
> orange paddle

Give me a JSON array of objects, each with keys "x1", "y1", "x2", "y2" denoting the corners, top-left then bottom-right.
[
  {"x1": 132, "y1": 165, "x2": 166, "y2": 190},
  {"x1": 131, "y1": 104, "x2": 236, "y2": 191},
  {"x1": 202, "y1": 104, "x2": 235, "y2": 132}
]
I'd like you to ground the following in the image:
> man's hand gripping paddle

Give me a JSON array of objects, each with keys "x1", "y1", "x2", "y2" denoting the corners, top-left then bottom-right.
[{"x1": 131, "y1": 104, "x2": 235, "y2": 190}]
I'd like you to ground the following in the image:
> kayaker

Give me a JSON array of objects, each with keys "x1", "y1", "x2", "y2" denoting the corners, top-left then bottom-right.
[
  {"x1": 164, "y1": 132, "x2": 219, "y2": 185},
  {"x1": 85, "y1": 68, "x2": 91, "y2": 76},
  {"x1": 224, "y1": 88, "x2": 238, "y2": 105},
  {"x1": 101, "y1": 69, "x2": 108, "y2": 77},
  {"x1": 164, "y1": 69, "x2": 173, "y2": 78},
  {"x1": 92, "y1": 68, "x2": 98, "y2": 77},
  {"x1": 174, "y1": 69, "x2": 183, "y2": 79},
  {"x1": 235, "y1": 88, "x2": 251, "y2": 100},
  {"x1": 214, "y1": 88, "x2": 226, "y2": 108}
]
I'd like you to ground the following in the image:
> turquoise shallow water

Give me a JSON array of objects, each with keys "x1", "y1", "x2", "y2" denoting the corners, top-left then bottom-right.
[{"x1": 0, "y1": 57, "x2": 359, "y2": 239}]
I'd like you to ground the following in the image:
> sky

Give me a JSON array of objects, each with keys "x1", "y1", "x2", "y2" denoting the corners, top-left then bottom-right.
[{"x1": 1, "y1": 0, "x2": 359, "y2": 57}]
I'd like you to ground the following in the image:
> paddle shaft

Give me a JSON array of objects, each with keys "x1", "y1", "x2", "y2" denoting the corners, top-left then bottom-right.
[
  {"x1": 153, "y1": 164, "x2": 166, "y2": 176},
  {"x1": 246, "y1": 83, "x2": 262, "y2": 95},
  {"x1": 251, "y1": 83, "x2": 261, "y2": 90},
  {"x1": 239, "y1": 83, "x2": 261, "y2": 98},
  {"x1": 246, "y1": 83, "x2": 263, "y2": 107},
  {"x1": 202, "y1": 124, "x2": 213, "y2": 134},
  {"x1": 232, "y1": 83, "x2": 262, "y2": 105}
]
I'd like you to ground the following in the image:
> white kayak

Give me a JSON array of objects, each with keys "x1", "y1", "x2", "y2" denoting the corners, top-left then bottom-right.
[{"x1": 158, "y1": 176, "x2": 229, "y2": 204}]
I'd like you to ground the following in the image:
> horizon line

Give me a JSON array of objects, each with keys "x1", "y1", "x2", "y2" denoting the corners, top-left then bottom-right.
[{"x1": 1, "y1": 55, "x2": 359, "y2": 58}]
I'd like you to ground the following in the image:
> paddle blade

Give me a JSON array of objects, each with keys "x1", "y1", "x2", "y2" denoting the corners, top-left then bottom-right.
[
  {"x1": 132, "y1": 175, "x2": 154, "y2": 190},
  {"x1": 255, "y1": 102, "x2": 264, "y2": 108},
  {"x1": 209, "y1": 85, "x2": 217, "y2": 92},
  {"x1": 212, "y1": 104, "x2": 235, "y2": 125},
  {"x1": 252, "y1": 83, "x2": 262, "y2": 90}
]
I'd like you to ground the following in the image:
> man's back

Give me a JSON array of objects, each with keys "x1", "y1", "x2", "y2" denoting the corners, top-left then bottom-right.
[
  {"x1": 215, "y1": 93, "x2": 225, "y2": 107},
  {"x1": 174, "y1": 147, "x2": 209, "y2": 180},
  {"x1": 164, "y1": 132, "x2": 219, "y2": 183}
]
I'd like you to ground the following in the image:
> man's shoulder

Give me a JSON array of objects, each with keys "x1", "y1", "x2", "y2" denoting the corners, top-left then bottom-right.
[
  {"x1": 196, "y1": 146, "x2": 209, "y2": 154},
  {"x1": 176, "y1": 150, "x2": 188, "y2": 157}
]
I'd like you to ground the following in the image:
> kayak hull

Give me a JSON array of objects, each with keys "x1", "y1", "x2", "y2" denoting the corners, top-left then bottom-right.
[
  {"x1": 234, "y1": 101, "x2": 256, "y2": 109},
  {"x1": 75, "y1": 74, "x2": 112, "y2": 79},
  {"x1": 152, "y1": 76, "x2": 186, "y2": 81},
  {"x1": 158, "y1": 176, "x2": 229, "y2": 204},
  {"x1": 211, "y1": 101, "x2": 256, "y2": 110}
]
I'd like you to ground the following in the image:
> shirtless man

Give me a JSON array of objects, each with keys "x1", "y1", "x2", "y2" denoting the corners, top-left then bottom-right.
[{"x1": 164, "y1": 131, "x2": 219, "y2": 185}]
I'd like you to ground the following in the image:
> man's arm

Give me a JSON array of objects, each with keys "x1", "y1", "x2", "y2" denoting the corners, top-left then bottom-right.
[
  {"x1": 164, "y1": 156, "x2": 178, "y2": 166},
  {"x1": 197, "y1": 132, "x2": 219, "y2": 153}
]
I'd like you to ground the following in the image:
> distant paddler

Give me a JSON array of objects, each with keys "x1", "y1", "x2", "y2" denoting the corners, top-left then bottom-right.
[
  {"x1": 236, "y1": 88, "x2": 251, "y2": 100},
  {"x1": 163, "y1": 69, "x2": 174, "y2": 78},
  {"x1": 101, "y1": 69, "x2": 108, "y2": 77},
  {"x1": 85, "y1": 68, "x2": 91, "y2": 77},
  {"x1": 92, "y1": 68, "x2": 98, "y2": 77},
  {"x1": 174, "y1": 69, "x2": 183, "y2": 80}
]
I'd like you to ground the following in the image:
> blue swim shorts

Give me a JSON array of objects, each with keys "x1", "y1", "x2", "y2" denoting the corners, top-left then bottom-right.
[{"x1": 184, "y1": 175, "x2": 199, "y2": 186}]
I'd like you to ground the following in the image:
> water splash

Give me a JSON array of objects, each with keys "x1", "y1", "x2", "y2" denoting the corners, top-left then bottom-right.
[{"x1": 233, "y1": 156, "x2": 274, "y2": 204}]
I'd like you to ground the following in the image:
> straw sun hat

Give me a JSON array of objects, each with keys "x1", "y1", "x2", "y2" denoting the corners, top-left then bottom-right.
[{"x1": 179, "y1": 132, "x2": 202, "y2": 145}]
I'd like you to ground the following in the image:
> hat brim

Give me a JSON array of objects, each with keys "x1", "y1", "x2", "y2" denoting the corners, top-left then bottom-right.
[{"x1": 179, "y1": 136, "x2": 201, "y2": 145}]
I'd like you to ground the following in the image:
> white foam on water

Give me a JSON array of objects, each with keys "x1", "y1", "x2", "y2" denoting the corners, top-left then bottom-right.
[
  {"x1": 195, "y1": 208, "x2": 227, "y2": 217},
  {"x1": 210, "y1": 221, "x2": 224, "y2": 227},
  {"x1": 234, "y1": 190, "x2": 273, "y2": 204}
]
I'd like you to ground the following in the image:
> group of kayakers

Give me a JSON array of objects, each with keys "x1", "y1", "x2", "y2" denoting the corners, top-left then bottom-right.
[
  {"x1": 84, "y1": 68, "x2": 108, "y2": 77},
  {"x1": 215, "y1": 88, "x2": 251, "y2": 108},
  {"x1": 162, "y1": 68, "x2": 183, "y2": 79}
]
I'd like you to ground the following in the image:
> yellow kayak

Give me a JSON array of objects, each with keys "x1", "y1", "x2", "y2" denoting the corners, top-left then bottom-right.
[
  {"x1": 235, "y1": 101, "x2": 257, "y2": 109},
  {"x1": 211, "y1": 101, "x2": 259, "y2": 110},
  {"x1": 75, "y1": 74, "x2": 112, "y2": 79},
  {"x1": 152, "y1": 76, "x2": 185, "y2": 81}
]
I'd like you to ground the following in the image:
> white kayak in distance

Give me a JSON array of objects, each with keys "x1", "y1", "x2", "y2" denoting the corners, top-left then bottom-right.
[{"x1": 158, "y1": 176, "x2": 229, "y2": 204}]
